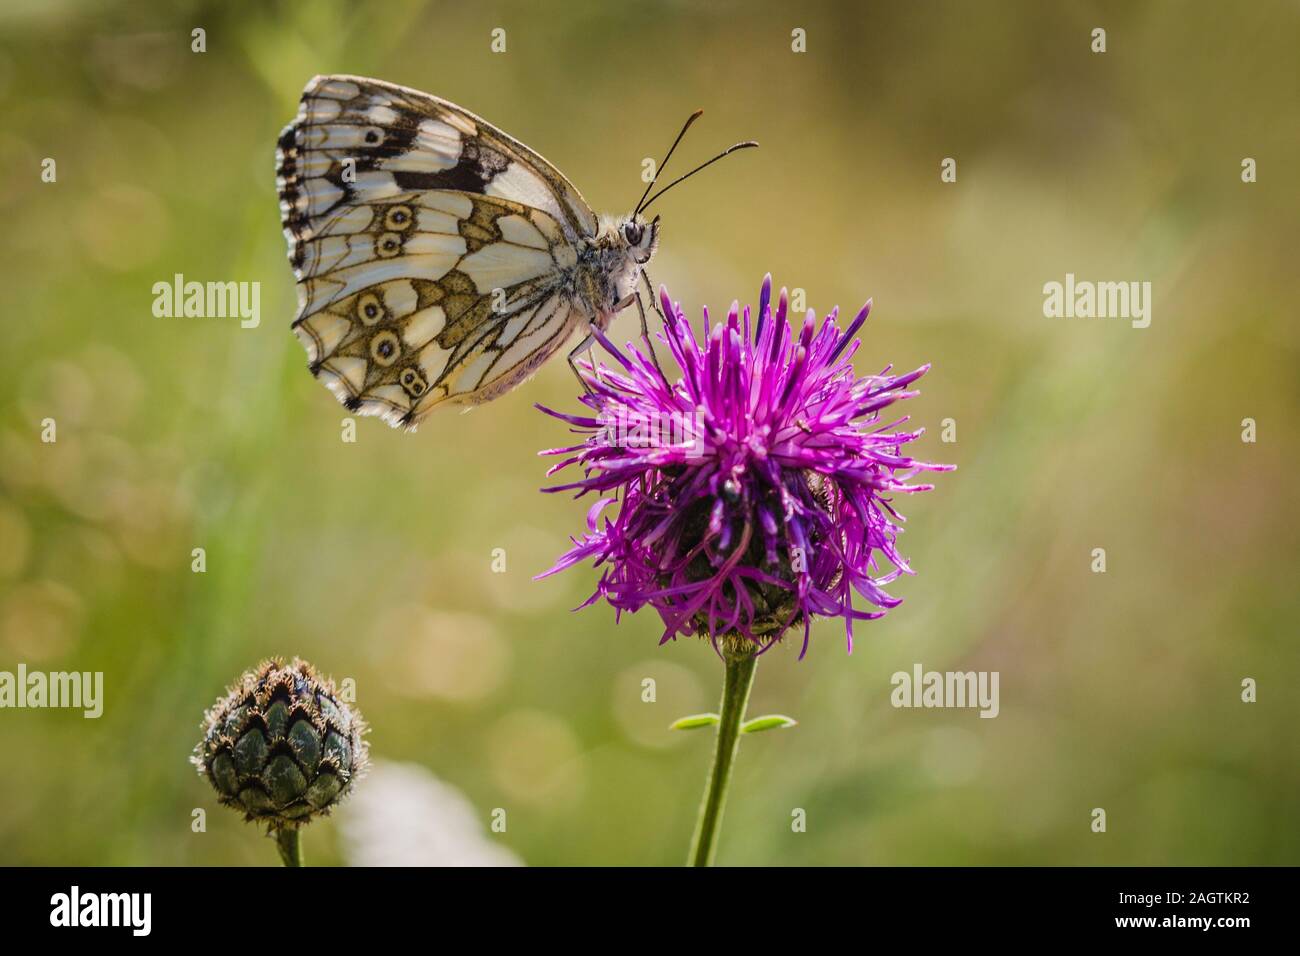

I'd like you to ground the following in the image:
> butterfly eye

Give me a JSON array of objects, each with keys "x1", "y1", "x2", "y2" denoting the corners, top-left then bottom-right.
[{"x1": 623, "y1": 221, "x2": 644, "y2": 245}]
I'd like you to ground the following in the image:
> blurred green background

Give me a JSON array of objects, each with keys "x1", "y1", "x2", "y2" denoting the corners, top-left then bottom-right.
[{"x1": 0, "y1": 0, "x2": 1296, "y2": 866}]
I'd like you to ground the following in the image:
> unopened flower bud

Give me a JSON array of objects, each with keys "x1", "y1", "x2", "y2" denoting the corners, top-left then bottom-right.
[{"x1": 194, "y1": 659, "x2": 367, "y2": 830}]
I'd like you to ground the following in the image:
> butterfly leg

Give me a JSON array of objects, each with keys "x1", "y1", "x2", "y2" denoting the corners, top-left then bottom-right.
[
  {"x1": 641, "y1": 268, "x2": 667, "y2": 323},
  {"x1": 628, "y1": 289, "x2": 669, "y2": 383},
  {"x1": 567, "y1": 333, "x2": 597, "y2": 397}
]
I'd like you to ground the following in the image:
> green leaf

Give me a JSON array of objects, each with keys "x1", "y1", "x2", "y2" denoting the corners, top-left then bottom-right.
[
  {"x1": 670, "y1": 713, "x2": 720, "y2": 731},
  {"x1": 740, "y1": 714, "x2": 798, "y2": 734}
]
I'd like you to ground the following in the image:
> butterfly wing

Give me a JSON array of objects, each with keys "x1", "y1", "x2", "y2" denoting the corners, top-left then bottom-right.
[
  {"x1": 286, "y1": 190, "x2": 584, "y2": 428},
  {"x1": 277, "y1": 74, "x2": 599, "y2": 275},
  {"x1": 276, "y1": 75, "x2": 598, "y2": 428}
]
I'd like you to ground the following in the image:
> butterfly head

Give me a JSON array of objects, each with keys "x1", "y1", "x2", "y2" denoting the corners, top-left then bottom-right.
[{"x1": 619, "y1": 214, "x2": 660, "y2": 266}]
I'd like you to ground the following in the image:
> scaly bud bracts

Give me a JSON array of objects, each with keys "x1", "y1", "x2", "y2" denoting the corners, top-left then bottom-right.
[{"x1": 194, "y1": 659, "x2": 367, "y2": 830}]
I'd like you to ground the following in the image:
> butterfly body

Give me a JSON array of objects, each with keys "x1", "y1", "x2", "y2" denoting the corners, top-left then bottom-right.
[
  {"x1": 276, "y1": 75, "x2": 661, "y2": 429},
  {"x1": 576, "y1": 215, "x2": 660, "y2": 319}
]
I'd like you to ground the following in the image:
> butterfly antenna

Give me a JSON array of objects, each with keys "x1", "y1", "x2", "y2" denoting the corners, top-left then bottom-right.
[
  {"x1": 634, "y1": 110, "x2": 705, "y2": 216},
  {"x1": 637, "y1": 140, "x2": 759, "y2": 214}
]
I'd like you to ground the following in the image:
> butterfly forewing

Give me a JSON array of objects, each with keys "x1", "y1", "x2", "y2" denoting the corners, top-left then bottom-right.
[{"x1": 277, "y1": 75, "x2": 600, "y2": 428}]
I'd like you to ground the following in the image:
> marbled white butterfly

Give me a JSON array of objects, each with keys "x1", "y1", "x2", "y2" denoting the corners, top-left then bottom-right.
[{"x1": 276, "y1": 75, "x2": 754, "y2": 429}]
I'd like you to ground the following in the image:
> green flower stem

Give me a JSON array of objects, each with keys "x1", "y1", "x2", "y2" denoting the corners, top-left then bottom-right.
[
  {"x1": 275, "y1": 826, "x2": 303, "y2": 867},
  {"x1": 688, "y1": 646, "x2": 758, "y2": 866}
]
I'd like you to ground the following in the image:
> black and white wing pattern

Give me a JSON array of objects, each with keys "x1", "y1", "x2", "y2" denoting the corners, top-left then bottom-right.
[{"x1": 275, "y1": 75, "x2": 597, "y2": 428}]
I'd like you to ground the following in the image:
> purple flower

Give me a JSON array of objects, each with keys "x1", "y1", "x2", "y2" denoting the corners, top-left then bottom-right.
[{"x1": 537, "y1": 277, "x2": 953, "y2": 657}]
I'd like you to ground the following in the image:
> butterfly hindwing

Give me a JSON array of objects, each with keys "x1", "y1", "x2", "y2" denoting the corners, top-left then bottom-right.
[{"x1": 289, "y1": 190, "x2": 583, "y2": 428}]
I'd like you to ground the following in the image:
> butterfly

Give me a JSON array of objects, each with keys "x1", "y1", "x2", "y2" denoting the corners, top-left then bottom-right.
[{"x1": 276, "y1": 74, "x2": 755, "y2": 430}]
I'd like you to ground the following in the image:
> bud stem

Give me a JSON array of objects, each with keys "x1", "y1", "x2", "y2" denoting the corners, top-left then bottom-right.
[
  {"x1": 275, "y1": 826, "x2": 303, "y2": 867},
  {"x1": 687, "y1": 646, "x2": 758, "y2": 866}
]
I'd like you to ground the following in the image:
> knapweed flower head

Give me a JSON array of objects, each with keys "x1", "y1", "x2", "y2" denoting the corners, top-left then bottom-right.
[
  {"x1": 537, "y1": 276, "x2": 953, "y2": 657},
  {"x1": 193, "y1": 658, "x2": 368, "y2": 830}
]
